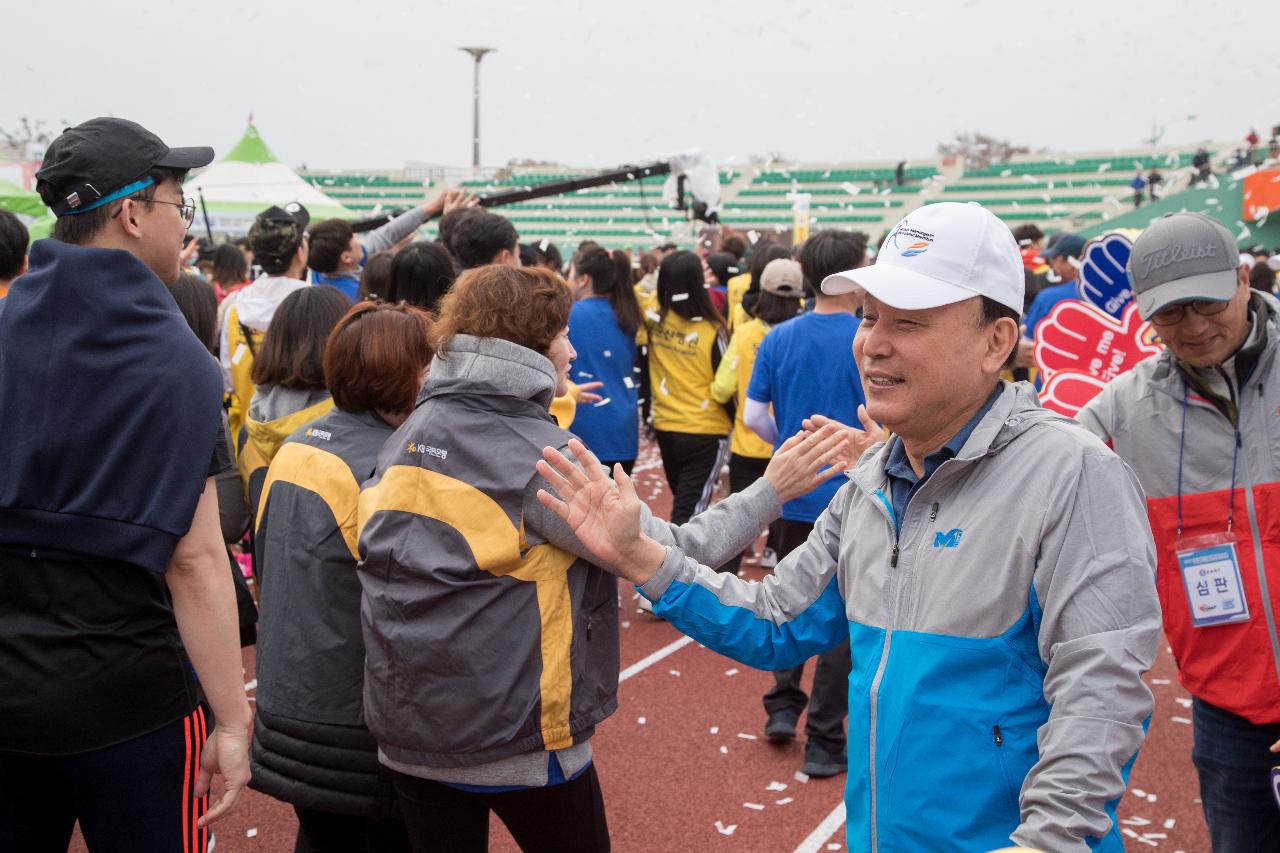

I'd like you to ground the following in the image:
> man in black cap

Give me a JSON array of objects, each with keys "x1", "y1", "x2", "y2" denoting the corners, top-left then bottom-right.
[
  {"x1": 0, "y1": 117, "x2": 252, "y2": 851},
  {"x1": 220, "y1": 202, "x2": 311, "y2": 440}
]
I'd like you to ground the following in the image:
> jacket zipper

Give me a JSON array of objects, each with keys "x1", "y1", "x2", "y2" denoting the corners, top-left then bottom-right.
[{"x1": 993, "y1": 724, "x2": 1003, "y2": 746}]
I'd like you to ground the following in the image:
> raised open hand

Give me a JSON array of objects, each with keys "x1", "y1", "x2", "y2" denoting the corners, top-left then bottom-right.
[
  {"x1": 800, "y1": 406, "x2": 887, "y2": 469},
  {"x1": 762, "y1": 422, "x2": 851, "y2": 502},
  {"x1": 1077, "y1": 233, "x2": 1134, "y2": 320},
  {"x1": 536, "y1": 439, "x2": 665, "y2": 584}
]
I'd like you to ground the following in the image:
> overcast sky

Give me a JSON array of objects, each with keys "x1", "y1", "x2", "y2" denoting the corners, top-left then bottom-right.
[{"x1": 4, "y1": 0, "x2": 1276, "y2": 172}]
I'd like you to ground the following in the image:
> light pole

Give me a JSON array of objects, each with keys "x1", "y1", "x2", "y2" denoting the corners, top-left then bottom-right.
[{"x1": 459, "y1": 47, "x2": 495, "y2": 169}]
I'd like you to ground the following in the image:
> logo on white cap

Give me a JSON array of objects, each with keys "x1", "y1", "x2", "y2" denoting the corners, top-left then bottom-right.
[{"x1": 889, "y1": 219, "x2": 935, "y2": 258}]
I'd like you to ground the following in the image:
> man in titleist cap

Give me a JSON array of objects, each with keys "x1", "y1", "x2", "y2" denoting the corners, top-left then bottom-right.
[
  {"x1": 0, "y1": 117, "x2": 252, "y2": 849},
  {"x1": 1078, "y1": 211, "x2": 1280, "y2": 852},
  {"x1": 536, "y1": 202, "x2": 1160, "y2": 851}
]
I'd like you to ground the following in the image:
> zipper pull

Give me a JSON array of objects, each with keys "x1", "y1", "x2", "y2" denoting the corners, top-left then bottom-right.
[
  {"x1": 890, "y1": 544, "x2": 899, "y2": 568},
  {"x1": 1236, "y1": 430, "x2": 1243, "y2": 449},
  {"x1": 993, "y1": 724, "x2": 1003, "y2": 747},
  {"x1": 929, "y1": 502, "x2": 939, "y2": 522}
]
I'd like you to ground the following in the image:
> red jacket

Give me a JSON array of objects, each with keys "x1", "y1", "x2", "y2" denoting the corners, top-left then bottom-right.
[{"x1": 1078, "y1": 292, "x2": 1280, "y2": 723}]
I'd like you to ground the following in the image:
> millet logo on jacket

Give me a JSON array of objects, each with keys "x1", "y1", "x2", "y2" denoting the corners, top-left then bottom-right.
[{"x1": 933, "y1": 528, "x2": 963, "y2": 548}]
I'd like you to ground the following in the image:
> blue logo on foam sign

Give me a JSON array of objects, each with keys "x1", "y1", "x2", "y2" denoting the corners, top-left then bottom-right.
[{"x1": 933, "y1": 529, "x2": 963, "y2": 549}]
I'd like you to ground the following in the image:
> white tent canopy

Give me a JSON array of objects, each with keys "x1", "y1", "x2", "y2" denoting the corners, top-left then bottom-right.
[{"x1": 186, "y1": 124, "x2": 351, "y2": 236}]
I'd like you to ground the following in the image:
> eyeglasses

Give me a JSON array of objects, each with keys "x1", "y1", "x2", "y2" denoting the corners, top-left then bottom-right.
[
  {"x1": 1150, "y1": 299, "x2": 1231, "y2": 326},
  {"x1": 149, "y1": 197, "x2": 198, "y2": 227},
  {"x1": 113, "y1": 195, "x2": 197, "y2": 226}
]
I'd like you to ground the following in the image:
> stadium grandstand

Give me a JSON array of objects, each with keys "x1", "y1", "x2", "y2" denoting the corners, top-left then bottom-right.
[{"x1": 297, "y1": 142, "x2": 1278, "y2": 250}]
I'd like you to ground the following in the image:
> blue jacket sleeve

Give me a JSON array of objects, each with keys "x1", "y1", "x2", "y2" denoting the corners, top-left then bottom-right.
[{"x1": 638, "y1": 483, "x2": 851, "y2": 670}]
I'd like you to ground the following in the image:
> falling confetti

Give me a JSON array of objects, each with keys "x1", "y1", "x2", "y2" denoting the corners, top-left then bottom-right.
[{"x1": 724, "y1": 668, "x2": 739, "y2": 676}]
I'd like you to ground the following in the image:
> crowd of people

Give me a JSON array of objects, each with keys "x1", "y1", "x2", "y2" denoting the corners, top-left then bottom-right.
[{"x1": 2, "y1": 116, "x2": 1280, "y2": 853}]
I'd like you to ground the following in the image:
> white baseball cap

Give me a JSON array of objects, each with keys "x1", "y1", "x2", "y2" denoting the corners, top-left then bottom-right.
[{"x1": 822, "y1": 202, "x2": 1024, "y2": 315}]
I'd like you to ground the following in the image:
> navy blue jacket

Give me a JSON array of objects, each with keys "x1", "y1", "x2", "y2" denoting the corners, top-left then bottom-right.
[{"x1": 0, "y1": 239, "x2": 223, "y2": 573}]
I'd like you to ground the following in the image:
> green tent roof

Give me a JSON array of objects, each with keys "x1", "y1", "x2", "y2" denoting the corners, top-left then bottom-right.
[
  {"x1": 1077, "y1": 182, "x2": 1279, "y2": 247},
  {"x1": 223, "y1": 124, "x2": 278, "y2": 165}
]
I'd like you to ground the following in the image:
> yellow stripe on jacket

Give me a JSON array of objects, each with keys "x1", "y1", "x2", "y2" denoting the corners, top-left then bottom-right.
[
  {"x1": 358, "y1": 465, "x2": 578, "y2": 750},
  {"x1": 256, "y1": 442, "x2": 361, "y2": 559}
]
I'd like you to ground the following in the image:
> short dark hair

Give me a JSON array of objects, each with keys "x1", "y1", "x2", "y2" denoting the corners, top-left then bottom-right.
[
  {"x1": 721, "y1": 234, "x2": 747, "y2": 260},
  {"x1": 437, "y1": 206, "x2": 484, "y2": 258},
  {"x1": 250, "y1": 285, "x2": 351, "y2": 390},
  {"x1": 210, "y1": 243, "x2": 247, "y2": 286},
  {"x1": 387, "y1": 241, "x2": 457, "y2": 313},
  {"x1": 799, "y1": 230, "x2": 868, "y2": 292},
  {"x1": 978, "y1": 295, "x2": 1020, "y2": 370},
  {"x1": 0, "y1": 210, "x2": 29, "y2": 280},
  {"x1": 752, "y1": 290, "x2": 804, "y2": 325},
  {"x1": 51, "y1": 166, "x2": 187, "y2": 245},
  {"x1": 1011, "y1": 224, "x2": 1045, "y2": 245},
  {"x1": 307, "y1": 219, "x2": 355, "y2": 274},
  {"x1": 434, "y1": 265, "x2": 572, "y2": 357},
  {"x1": 169, "y1": 273, "x2": 219, "y2": 354},
  {"x1": 357, "y1": 251, "x2": 395, "y2": 302},
  {"x1": 450, "y1": 211, "x2": 519, "y2": 270},
  {"x1": 324, "y1": 301, "x2": 435, "y2": 416}
]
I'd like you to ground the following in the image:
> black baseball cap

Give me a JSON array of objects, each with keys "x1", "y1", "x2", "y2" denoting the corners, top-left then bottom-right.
[
  {"x1": 35, "y1": 117, "x2": 214, "y2": 217},
  {"x1": 1043, "y1": 233, "x2": 1087, "y2": 260}
]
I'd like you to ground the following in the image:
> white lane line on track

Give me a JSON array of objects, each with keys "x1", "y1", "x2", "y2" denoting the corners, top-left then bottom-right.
[
  {"x1": 793, "y1": 801, "x2": 845, "y2": 853},
  {"x1": 618, "y1": 635, "x2": 695, "y2": 683}
]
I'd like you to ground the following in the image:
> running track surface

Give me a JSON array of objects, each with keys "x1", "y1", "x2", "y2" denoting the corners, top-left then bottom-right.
[{"x1": 74, "y1": 439, "x2": 1210, "y2": 852}]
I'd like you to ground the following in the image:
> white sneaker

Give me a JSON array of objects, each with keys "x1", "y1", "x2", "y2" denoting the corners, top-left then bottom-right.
[{"x1": 759, "y1": 547, "x2": 778, "y2": 569}]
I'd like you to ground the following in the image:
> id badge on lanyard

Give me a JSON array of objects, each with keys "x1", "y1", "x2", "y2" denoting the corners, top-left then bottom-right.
[{"x1": 1176, "y1": 532, "x2": 1251, "y2": 628}]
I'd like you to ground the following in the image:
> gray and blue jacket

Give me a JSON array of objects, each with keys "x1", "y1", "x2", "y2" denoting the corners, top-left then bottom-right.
[{"x1": 639, "y1": 381, "x2": 1161, "y2": 853}]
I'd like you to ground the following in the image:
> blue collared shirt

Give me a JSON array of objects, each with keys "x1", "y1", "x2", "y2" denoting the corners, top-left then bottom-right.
[{"x1": 883, "y1": 386, "x2": 1001, "y2": 534}]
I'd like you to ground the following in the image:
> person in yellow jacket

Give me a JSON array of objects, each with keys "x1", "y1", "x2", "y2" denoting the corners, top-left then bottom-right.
[
  {"x1": 638, "y1": 250, "x2": 731, "y2": 525},
  {"x1": 728, "y1": 243, "x2": 792, "y2": 332},
  {"x1": 710, "y1": 258, "x2": 806, "y2": 574},
  {"x1": 220, "y1": 204, "x2": 311, "y2": 442},
  {"x1": 238, "y1": 286, "x2": 350, "y2": 540}
]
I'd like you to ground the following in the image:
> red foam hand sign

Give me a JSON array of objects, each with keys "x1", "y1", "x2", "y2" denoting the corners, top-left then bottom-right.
[
  {"x1": 1039, "y1": 370, "x2": 1109, "y2": 417},
  {"x1": 1034, "y1": 301, "x2": 1162, "y2": 416}
]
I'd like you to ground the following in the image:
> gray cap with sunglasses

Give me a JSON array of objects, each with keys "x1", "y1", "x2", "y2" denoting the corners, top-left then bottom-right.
[{"x1": 1129, "y1": 212, "x2": 1240, "y2": 320}]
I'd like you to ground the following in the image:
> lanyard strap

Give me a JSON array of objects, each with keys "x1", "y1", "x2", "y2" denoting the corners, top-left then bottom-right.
[{"x1": 1177, "y1": 378, "x2": 1238, "y2": 541}]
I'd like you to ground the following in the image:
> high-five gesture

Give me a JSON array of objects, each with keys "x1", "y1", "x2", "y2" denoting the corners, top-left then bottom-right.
[{"x1": 536, "y1": 439, "x2": 662, "y2": 583}]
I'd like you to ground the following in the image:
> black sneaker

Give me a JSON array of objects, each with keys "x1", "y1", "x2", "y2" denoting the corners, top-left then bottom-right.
[
  {"x1": 764, "y1": 712, "x2": 798, "y2": 742},
  {"x1": 802, "y1": 748, "x2": 848, "y2": 778}
]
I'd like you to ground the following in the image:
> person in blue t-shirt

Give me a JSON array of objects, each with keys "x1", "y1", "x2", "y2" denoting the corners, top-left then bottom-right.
[
  {"x1": 742, "y1": 230, "x2": 866, "y2": 778},
  {"x1": 568, "y1": 248, "x2": 641, "y2": 472},
  {"x1": 1016, "y1": 232, "x2": 1086, "y2": 386}
]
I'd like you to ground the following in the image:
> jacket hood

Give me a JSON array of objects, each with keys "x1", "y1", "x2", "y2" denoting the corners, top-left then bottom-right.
[
  {"x1": 232, "y1": 275, "x2": 309, "y2": 332},
  {"x1": 423, "y1": 334, "x2": 558, "y2": 411},
  {"x1": 246, "y1": 384, "x2": 332, "y2": 463},
  {"x1": 849, "y1": 381, "x2": 1065, "y2": 494}
]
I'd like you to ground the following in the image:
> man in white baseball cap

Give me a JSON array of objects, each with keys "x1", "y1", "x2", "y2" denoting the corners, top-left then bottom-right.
[
  {"x1": 1078, "y1": 211, "x2": 1280, "y2": 852},
  {"x1": 535, "y1": 202, "x2": 1161, "y2": 851}
]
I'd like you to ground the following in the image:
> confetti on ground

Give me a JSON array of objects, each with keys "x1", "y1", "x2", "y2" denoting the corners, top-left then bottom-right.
[
  {"x1": 724, "y1": 668, "x2": 739, "y2": 676},
  {"x1": 827, "y1": 844, "x2": 843, "y2": 851},
  {"x1": 1146, "y1": 793, "x2": 1158, "y2": 803},
  {"x1": 709, "y1": 726, "x2": 720, "y2": 734},
  {"x1": 247, "y1": 828, "x2": 258, "y2": 838},
  {"x1": 794, "y1": 770, "x2": 810, "y2": 783},
  {"x1": 1171, "y1": 715, "x2": 1191, "y2": 725},
  {"x1": 1132, "y1": 789, "x2": 1146, "y2": 798},
  {"x1": 1150, "y1": 678, "x2": 1171, "y2": 685},
  {"x1": 719, "y1": 745, "x2": 729, "y2": 754},
  {"x1": 743, "y1": 802, "x2": 765, "y2": 811},
  {"x1": 737, "y1": 732, "x2": 758, "y2": 740},
  {"x1": 776, "y1": 796, "x2": 794, "y2": 805},
  {"x1": 714, "y1": 821, "x2": 737, "y2": 836},
  {"x1": 1164, "y1": 819, "x2": 1176, "y2": 829},
  {"x1": 1123, "y1": 816, "x2": 1151, "y2": 826},
  {"x1": 1176, "y1": 697, "x2": 1191, "y2": 708},
  {"x1": 766, "y1": 781, "x2": 787, "y2": 791},
  {"x1": 668, "y1": 669, "x2": 680, "y2": 676},
  {"x1": 637, "y1": 716, "x2": 646, "y2": 724}
]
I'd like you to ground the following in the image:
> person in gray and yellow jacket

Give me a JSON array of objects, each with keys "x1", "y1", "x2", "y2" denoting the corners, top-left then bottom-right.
[
  {"x1": 1077, "y1": 212, "x2": 1280, "y2": 852},
  {"x1": 536, "y1": 203, "x2": 1162, "y2": 853},
  {"x1": 238, "y1": 285, "x2": 348, "y2": 528},
  {"x1": 356, "y1": 264, "x2": 849, "y2": 853},
  {"x1": 250, "y1": 302, "x2": 435, "y2": 853}
]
